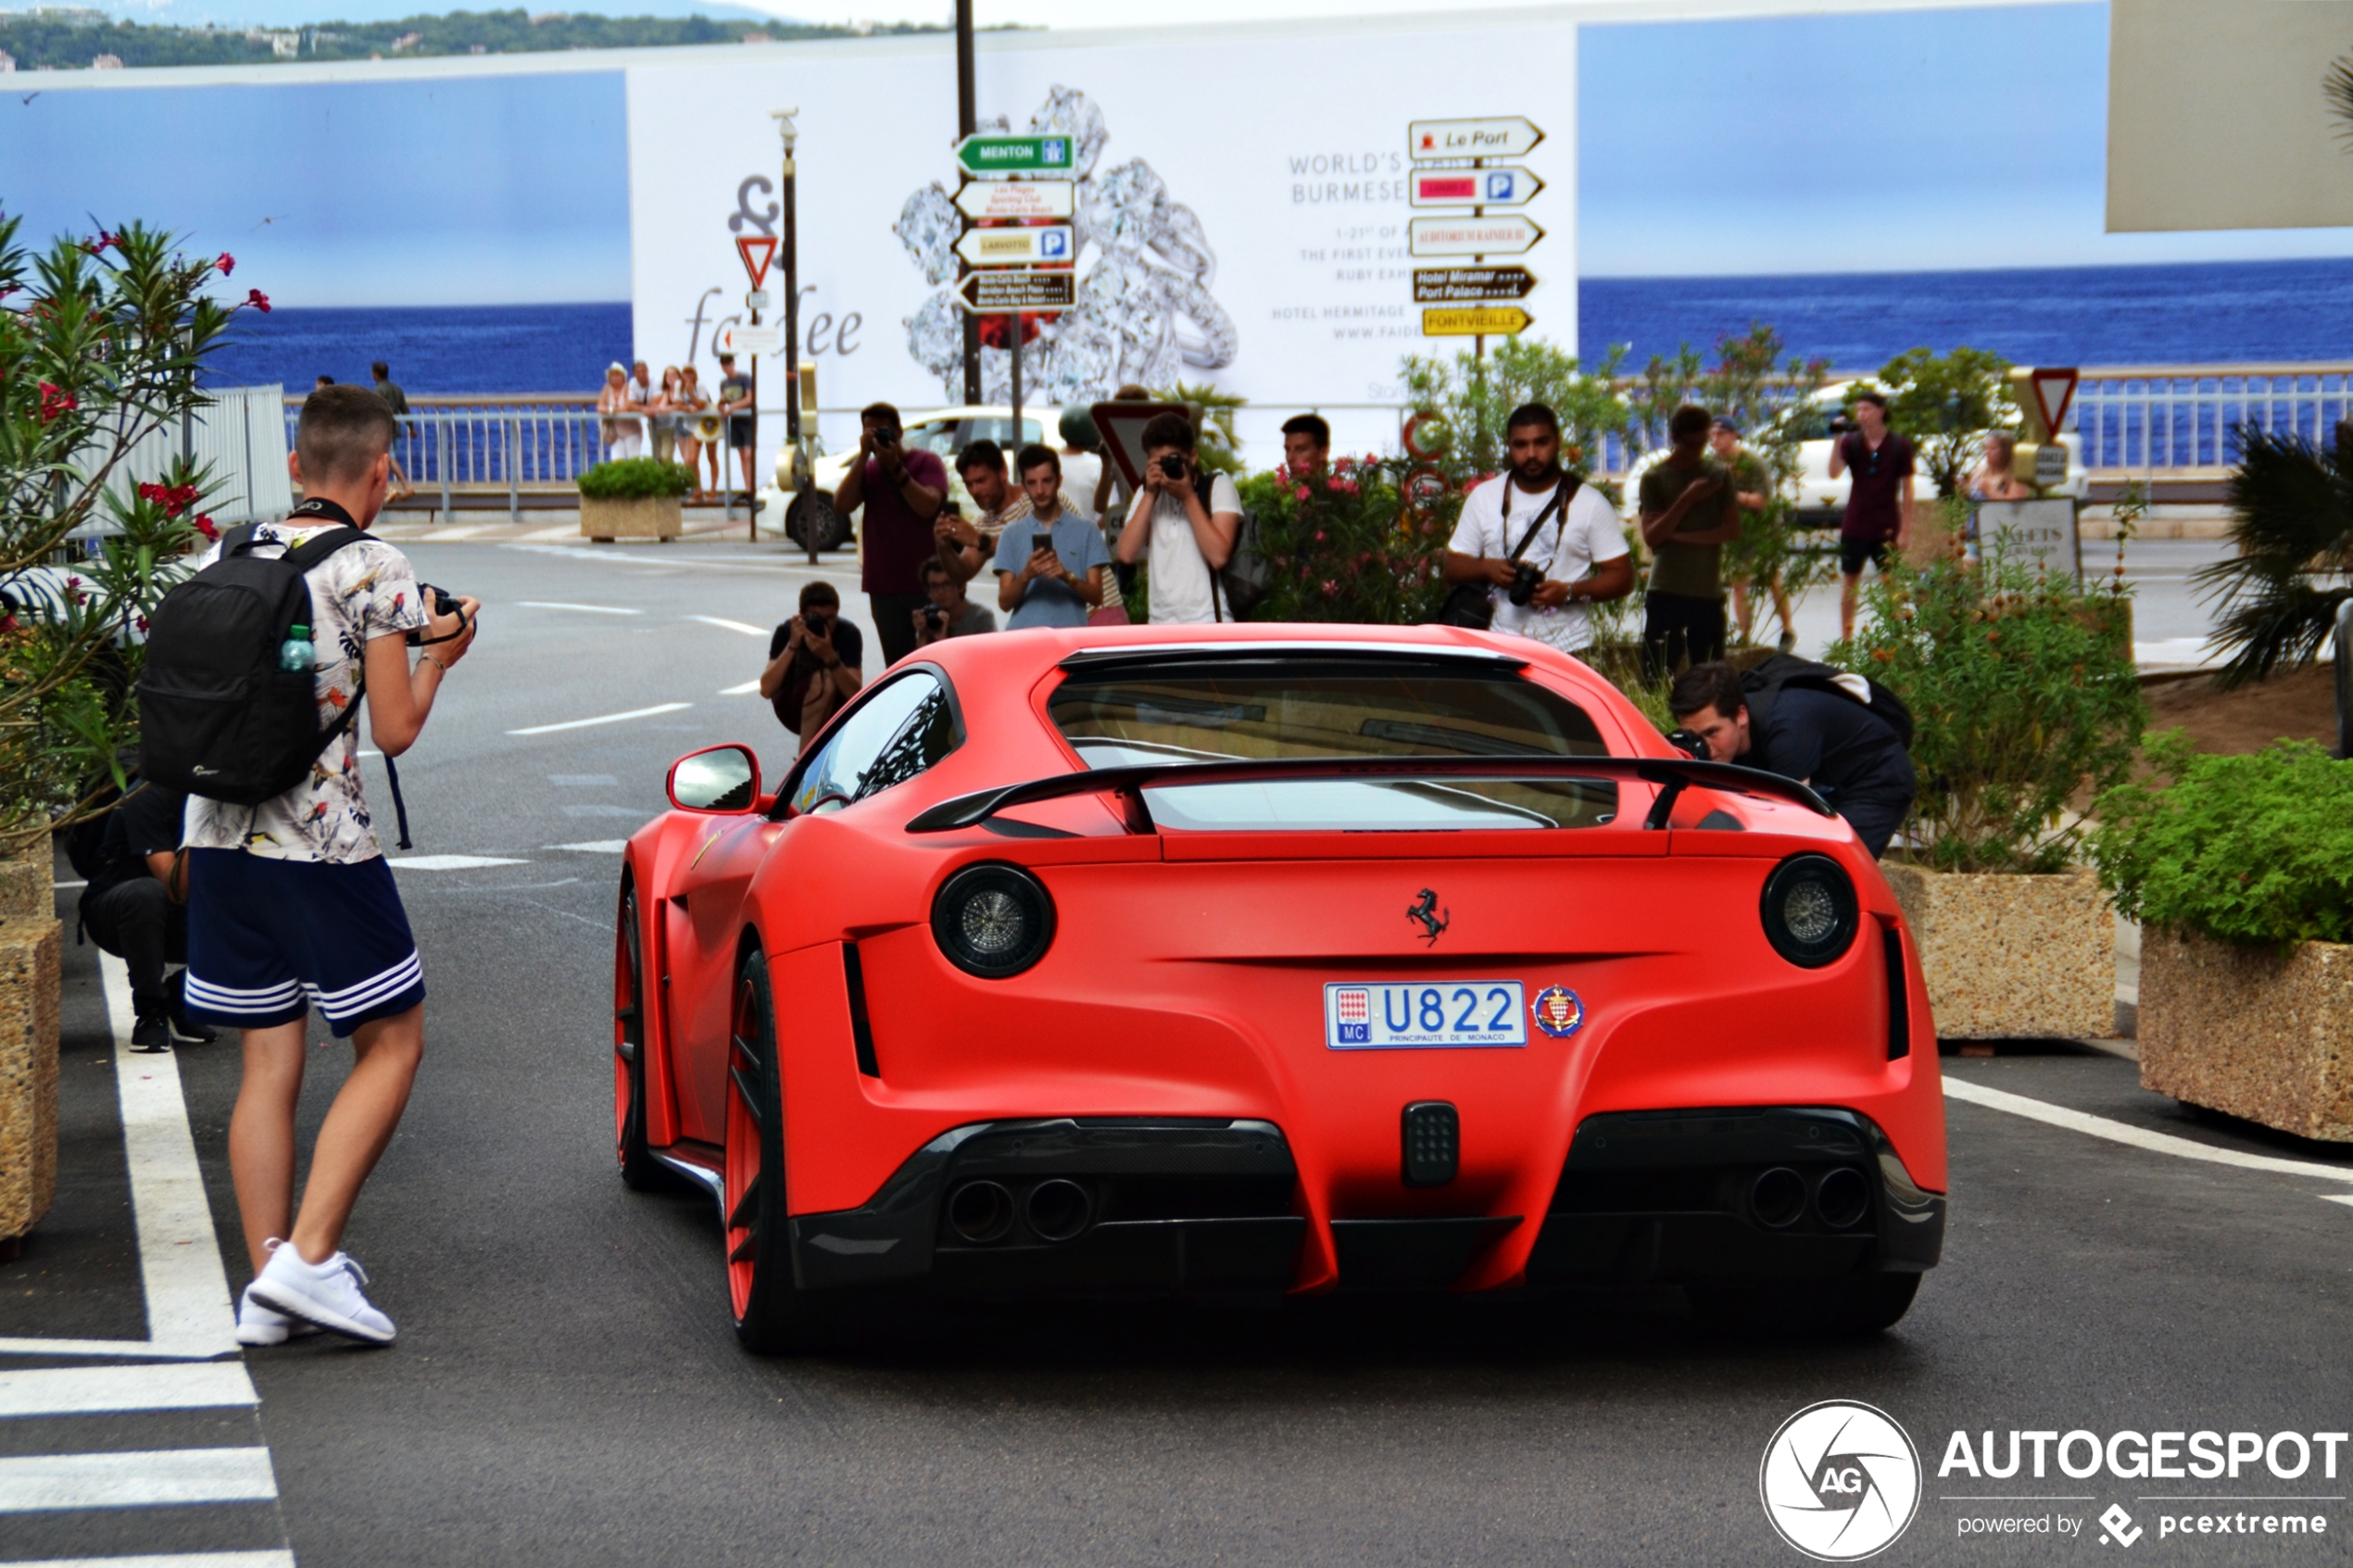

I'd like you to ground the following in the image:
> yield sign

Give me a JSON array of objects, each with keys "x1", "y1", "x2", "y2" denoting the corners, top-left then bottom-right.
[
  {"x1": 736, "y1": 234, "x2": 777, "y2": 291},
  {"x1": 2028, "y1": 367, "x2": 2079, "y2": 439}
]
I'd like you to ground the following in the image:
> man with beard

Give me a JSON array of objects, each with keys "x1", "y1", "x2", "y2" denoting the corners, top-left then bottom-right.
[{"x1": 1441, "y1": 403, "x2": 1633, "y2": 653}]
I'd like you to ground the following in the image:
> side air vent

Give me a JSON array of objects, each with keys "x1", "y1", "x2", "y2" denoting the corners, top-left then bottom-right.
[
  {"x1": 844, "y1": 943, "x2": 880, "y2": 1077},
  {"x1": 1881, "y1": 922, "x2": 1910, "y2": 1060}
]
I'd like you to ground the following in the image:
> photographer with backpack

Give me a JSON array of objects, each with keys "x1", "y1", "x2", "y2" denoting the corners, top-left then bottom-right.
[
  {"x1": 142, "y1": 383, "x2": 478, "y2": 1346},
  {"x1": 1668, "y1": 658, "x2": 1916, "y2": 858}
]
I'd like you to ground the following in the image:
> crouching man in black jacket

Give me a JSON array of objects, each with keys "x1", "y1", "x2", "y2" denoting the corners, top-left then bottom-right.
[
  {"x1": 78, "y1": 781, "x2": 214, "y2": 1052},
  {"x1": 1668, "y1": 661, "x2": 1916, "y2": 859}
]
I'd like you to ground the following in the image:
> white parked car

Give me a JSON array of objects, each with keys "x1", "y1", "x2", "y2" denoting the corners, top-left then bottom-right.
[
  {"x1": 768, "y1": 405, "x2": 1052, "y2": 553},
  {"x1": 1615, "y1": 378, "x2": 2087, "y2": 524}
]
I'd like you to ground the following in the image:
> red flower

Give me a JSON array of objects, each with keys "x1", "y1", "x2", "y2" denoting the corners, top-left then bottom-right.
[
  {"x1": 136, "y1": 481, "x2": 199, "y2": 517},
  {"x1": 245, "y1": 289, "x2": 271, "y2": 314},
  {"x1": 37, "y1": 382, "x2": 77, "y2": 423},
  {"x1": 135, "y1": 615, "x2": 149, "y2": 633},
  {"x1": 193, "y1": 514, "x2": 219, "y2": 540},
  {"x1": 1293, "y1": 484, "x2": 1310, "y2": 501},
  {"x1": 1320, "y1": 580, "x2": 1339, "y2": 597},
  {"x1": 215, "y1": 252, "x2": 234, "y2": 276},
  {"x1": 1313, "y1": 530, "x2": 1327, "y2": 544},
  {"x1": 85, "y1": 231, "x2": 115, "y2": 256},
  {"x1": 64, "y1": 577, "x2": 82, "y2": 607}
]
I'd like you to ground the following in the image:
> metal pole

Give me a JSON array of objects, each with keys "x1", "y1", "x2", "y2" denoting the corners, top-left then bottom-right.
[
  {"x1": 507, "y1": 415, "x2": 519, "y2": 522},
  {"x1": 1010, "y1": 316, "x2": 1023, "y2": 449},
  {"x1": 775, "y1": 107, "x2": 812, "y2": 565},
  {"x1": 438, "y1": 414, "x2": 451, "y2": 521},
  {"x1": 956, "y1": 0, "x2": 981, "y2": 407},
  {"x1": 2335, "y1": 596, "x2": 2352, "y2": 761}
]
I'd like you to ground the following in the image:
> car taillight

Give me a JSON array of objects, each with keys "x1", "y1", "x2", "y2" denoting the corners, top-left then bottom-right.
[
  {"x1": 931, "y1": 863, "x2": 1056, "y2": 979},
  {"x1": 1759, "y1": 853, "x2": 1858, "y2": 969}
]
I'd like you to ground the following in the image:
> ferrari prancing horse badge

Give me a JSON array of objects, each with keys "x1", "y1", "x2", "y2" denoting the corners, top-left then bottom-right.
[{"x1": 1530, "y1": 985, "x2": 1584, "y2": 1038}]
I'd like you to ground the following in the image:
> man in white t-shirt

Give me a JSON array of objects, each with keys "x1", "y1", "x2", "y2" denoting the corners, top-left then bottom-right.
[
  {"x1": 1115, "y1": 411, "x2": 1243, "y2": 625},
  {"x1": 1442, "y1": 402, "x2": 1633, "y2": 654}
]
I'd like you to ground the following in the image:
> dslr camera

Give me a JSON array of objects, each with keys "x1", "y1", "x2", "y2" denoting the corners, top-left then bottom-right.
[
  {"x1": 923, "y1": 606, "x2": 947, "y2": 633},
  {"x1": 1506, "y1": 560, "x2": 1543, "y2": 607},
  {"x1": 1158, "y1": 453, "x2": 1188, "y2": 479},
  {"x1": 405, "y1": 584, "x2": 466, "y2": 646}
]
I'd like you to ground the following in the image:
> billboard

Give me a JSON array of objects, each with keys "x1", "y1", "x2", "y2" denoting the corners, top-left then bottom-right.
[{"x1": 624, "y1": 19, "x2": 1575, "y2": 454}]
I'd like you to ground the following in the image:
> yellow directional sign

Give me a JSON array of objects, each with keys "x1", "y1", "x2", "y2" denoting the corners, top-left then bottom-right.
[{"x1": 1422, "y1": 306, "x2": 1532, "y2": 337}]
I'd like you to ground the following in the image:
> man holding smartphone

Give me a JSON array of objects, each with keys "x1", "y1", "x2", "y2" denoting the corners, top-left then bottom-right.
[
  {"x1": 1115, "y1": 412, "x2": 1241, "y2": 625},
  {"x1": 832, "y1": 401, "x2": 945, "y2": 666},
  {"x1": 993, "y1": 445, "x2": 1109, "y2": 630}
]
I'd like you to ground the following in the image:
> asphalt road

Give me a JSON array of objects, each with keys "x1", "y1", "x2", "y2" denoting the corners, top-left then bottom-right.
[{"x1": 6, "y1": 537, "x2": 2350, "y2": 1567}]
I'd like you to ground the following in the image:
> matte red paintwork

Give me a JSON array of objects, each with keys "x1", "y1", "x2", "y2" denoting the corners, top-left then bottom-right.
[{"x1": 621, "y1": 622, "x2": 1945, "y2": 1293}]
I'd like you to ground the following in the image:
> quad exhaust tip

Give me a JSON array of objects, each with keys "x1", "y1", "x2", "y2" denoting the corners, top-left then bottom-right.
[
  {"x1": 1025, "y1": 1178, "x2": 1093, "y2": 1243},
  {"x1": 947, "y1": 1180, "x2": 1014, "y2": 1244},
  {"x1": 1751, "y1": 1167, "x2": 1806, "y2": 1228},
  {"x1": 1814, "y1": 1166, "x2": 1870, "y2": 1229}
]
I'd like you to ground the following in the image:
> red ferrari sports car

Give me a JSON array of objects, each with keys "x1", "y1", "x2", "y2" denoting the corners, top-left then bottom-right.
[{"x1": 613, "y1": 624, "x2": 1945, "y2": 1350}]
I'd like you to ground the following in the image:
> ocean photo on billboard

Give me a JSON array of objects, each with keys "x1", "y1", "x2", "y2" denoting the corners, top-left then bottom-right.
[{"x1": 205, "y1": 303, "x2": 633, "y2": 395}]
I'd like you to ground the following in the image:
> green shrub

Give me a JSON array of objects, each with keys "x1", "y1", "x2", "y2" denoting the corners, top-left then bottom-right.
[
  {"x1": 1837, "y1": 542, "x2": 2145, "y2": 873},
  {"x1": 2089, "y1": 734, "x2": 2353, "y2": 948},
  {"x1": 1238, "y1": 458, "x2": 1446, "y2": 625},
  {"x1": 578, "y1": 458, "x2": 692, "y2": 499}
]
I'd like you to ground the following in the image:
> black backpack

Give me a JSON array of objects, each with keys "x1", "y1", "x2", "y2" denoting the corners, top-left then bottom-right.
[
  {"x1": 137, "y1": 522, "x2": 370, "y2": 806},
  {"x1": 1740, "y1": 653, "x2": 1915, "y2": 750},
  {"x1": 1198, "y1": 470, "x2": 1269, "y2": 621}
]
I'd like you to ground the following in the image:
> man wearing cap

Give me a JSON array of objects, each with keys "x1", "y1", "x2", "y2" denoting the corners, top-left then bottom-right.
[{"x1": 598, "y1": 363, "x2": 642, "y2": 461}]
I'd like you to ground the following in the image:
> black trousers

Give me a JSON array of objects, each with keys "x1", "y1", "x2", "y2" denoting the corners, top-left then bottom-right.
[
  {"x1": 868, "y1": 591, "x2": 926, "y2": 669},
  {"x1": 80, "y1": 879, "x2": 187, "y2": 1013},
  {"x1": 1836, "y1": 791, "x2": 1914, "y2": 861},
  {"x1": 1642, "y1": 591, "x2": 1728, "y2": 682}
]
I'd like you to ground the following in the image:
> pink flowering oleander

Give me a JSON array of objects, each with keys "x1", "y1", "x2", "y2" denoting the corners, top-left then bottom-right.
[
  {"x1": 245, "y1": 288, "x2": 271, "y2": 314},
  {"x1": 216, "y1": 253, "x2": 234, "y2": 276}
]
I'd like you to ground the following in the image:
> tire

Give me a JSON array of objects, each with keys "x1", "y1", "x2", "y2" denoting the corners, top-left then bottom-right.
[
  {"x1": 785, "y1": 492, "x2": 849, "y2": 552},
  {"x1": 1688, "y1": 1273, "x2": 1921, "y2": 1339},
  {"x1": 613, "y1": 885, "x2": 664, "y2": 1191},
  {"x1": 724, "y1": 948, "x2": 838, "y2": 1353}
]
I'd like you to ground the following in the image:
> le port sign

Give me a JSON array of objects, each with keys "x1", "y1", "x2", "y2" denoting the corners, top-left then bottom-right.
[
  {"x1": 955, "y1": 134, "x2": 1076, "y2": 176},
  {"x1": 954, "y1": 181, "x2": 1077, "y2": 220},
  {"x1": 1408, "y1": 116, "x2": 1544, "y2": 161},
  {"x1": 956, "y1": 270, "x2": 1077, "y2": 314},
  {"x1": 1409, "y1": 167, "x2": 1543, "y2": 208},
  {"x1": 1413, "y1": 266, "x2": 1538, "y2": 303},
  {"x1": 1423, "y1": 306, "x2": 1532, "y2": 337}
]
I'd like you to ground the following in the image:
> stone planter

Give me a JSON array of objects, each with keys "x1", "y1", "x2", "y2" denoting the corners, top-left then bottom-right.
[
  {"x1": 0, "y1": 834, "x2": 57, "y2": 1254},
  {"x1": 580, "y1": 493, "x2": 682, "y2": 542},
  {"x1": 2140, "y1": 927, "x2": 2353, "y2": 1142},
  {"x1": 1881, "y1": 863, "x2": 2114, "y2": 1039}
]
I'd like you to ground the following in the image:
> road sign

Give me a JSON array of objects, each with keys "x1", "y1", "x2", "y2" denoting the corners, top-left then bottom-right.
[
  {"x1": 1422, "y1": 306, "x2": 1531, "y2": 337},
  {"x1": 735, "y1": 234, "x2": 776, "y2": 291},
  {"x1": 1409, "y1": 167, "x2": 1544, "y2": 208},
  {"x1": 957, "y1": 271, "x2": 1077, "y2": 314},
  {"x1": 2028, "y1": 366, "x2": 2080, "y2": 441},
  {"x1": 1407, "y1": 215, "x2": 1543, "y2": 257},
  {"x1": 1413, "y1": 266, "x2": 1538, "y2": 303},
  {"x1": 954, "y1": 181, "x2": 1076, "y2": 220},
  {"x1": 954, "y1": 225, "x2": 1075, "y2": 268},
  {"x1": 1408, "y1": 116, "x2": 1543, "y2": 162},
  {"x1": 955, "y1": 134, "x2": 1076, "y2": 175},
  {"x1": 718, "y1": 323, "x2": 781, "y2": 357}
]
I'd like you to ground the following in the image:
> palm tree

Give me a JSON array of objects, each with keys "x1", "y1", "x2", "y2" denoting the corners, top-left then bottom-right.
[{"x1": 2197, "y1": 423, "x2": 2353, "y2": 686}]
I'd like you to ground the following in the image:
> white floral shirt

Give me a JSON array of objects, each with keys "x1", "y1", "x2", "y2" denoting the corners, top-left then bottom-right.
[{"x1": 183, "y1": 522, "x2": 428, "y2": 863}]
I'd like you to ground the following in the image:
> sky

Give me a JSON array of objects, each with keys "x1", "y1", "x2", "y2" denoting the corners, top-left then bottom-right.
[{"x1": 10, "y1": 0, "x2": 2353, "y2": 308}]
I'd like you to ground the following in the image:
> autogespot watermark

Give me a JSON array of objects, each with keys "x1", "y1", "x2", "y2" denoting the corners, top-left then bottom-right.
[{"x1": 1762, "y1": 1407, "x2": 2349, "y2": 1556}]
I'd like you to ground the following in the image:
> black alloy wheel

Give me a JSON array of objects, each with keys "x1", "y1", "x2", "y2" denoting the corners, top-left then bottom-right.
[
  {"x1": 613, "y1": 885, "x2": 662, "y2": 1191},
  {"x1": 785, "y1": 491, "x2": 849, "y2": 552},
  {"x1": 723, "y1": 947, "x2": 837, "y2": 1353}
]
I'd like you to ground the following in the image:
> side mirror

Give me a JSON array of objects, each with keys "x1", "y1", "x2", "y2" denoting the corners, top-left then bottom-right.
[{"x1": 667, "y1": 745, "x2": 760, "y2": 813}]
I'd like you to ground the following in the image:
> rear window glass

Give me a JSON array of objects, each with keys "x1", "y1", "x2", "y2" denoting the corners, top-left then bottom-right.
[{"x1": 1047, "y1": 659, "x2": 1617, "y2": 832}]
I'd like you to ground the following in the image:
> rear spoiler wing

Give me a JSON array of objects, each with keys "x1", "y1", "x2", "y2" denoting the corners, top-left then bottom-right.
[{"x1": 904, "y1": 755, "x2": 1832, "y2": 834}]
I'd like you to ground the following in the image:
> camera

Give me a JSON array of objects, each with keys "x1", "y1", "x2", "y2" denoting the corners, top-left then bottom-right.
[
  {"x1": 1158, "y1": 454, "x2": 1187, "y2": 479},
  {"x1": 406, "y1": 583, "x2": 467, "y2": 646},
  {"x1": 874, "y1": 425, "x2": 901, "y2": 448},
  {"x1": 1506, "y1": 560, "x2": 1542, "y2": 607},
  {"x1": 1664, "y1": 727, "x2": 1712, "y2": 762},
  {"x1": 923, "y1": 606, "x2": 947, "y2": 633}
]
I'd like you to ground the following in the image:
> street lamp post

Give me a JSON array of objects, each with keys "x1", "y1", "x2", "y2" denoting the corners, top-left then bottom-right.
[
  {"x1": 956, "y1": 0, "x2": 981, "y2": 406},
  {"x1": 772, "y1": 107, "x2": 810, "y2": 563}
]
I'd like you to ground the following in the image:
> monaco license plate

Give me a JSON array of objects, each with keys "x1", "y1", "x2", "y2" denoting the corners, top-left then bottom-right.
[{"x1": 1325, "y1": 981, "x2": 1528, "y2": 1050}]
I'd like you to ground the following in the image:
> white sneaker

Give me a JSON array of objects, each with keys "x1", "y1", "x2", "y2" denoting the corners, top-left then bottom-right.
[
  {"x1": 234, "y1": 1283, "x2": 322, "y2": 1347},
  {"x1": 247, "y1": 1243, "x2": 396, "y2": 1345}
]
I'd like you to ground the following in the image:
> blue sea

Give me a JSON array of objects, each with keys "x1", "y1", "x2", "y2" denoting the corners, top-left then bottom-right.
[{"x1": 200, "y1": 257, "x2": 2353, "y2": 395}]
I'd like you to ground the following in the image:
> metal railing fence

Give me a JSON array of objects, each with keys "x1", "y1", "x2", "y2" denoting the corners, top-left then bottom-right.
[{"x1": 2070, "y1": 365, "x2": 2353, "y2": 477}]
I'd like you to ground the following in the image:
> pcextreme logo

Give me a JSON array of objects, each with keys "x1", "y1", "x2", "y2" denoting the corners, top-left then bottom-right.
[{"x1": 1761, "y1": 1400, "x2": 1924, "y2": 1561}]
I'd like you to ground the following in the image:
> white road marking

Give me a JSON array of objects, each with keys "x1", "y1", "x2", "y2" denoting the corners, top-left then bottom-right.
[
  {"x1": 387, "y1": 855, "x2": 529, "y2": 871},
  {"x1": 514, "y1": 600, "x2": 643, "y2": 615},
  {"x1": 547, "y1": 841, "x2": 627, "y2": 853},
  {"x1": 0, "y1": 1448, "x2": 278, "y2": 1512},
  {"x1": 0, "y1": 1363, "x2": 256, "y2": 1420},
  {"x1": 8, "y1": 1555, "x2": 295, "y2": 1568},
  {"x1": 1944, "y1": 1077, "x2": 2353, "y2": 1185},
  {"x1": 719, "y1": 679, "x2": 761, "y2": 695},
  {"x1": 508, "y1": 701, "x2": 692, "y2": 736},
  {"x1": 685, "y1": 615, "x2": 768, "y2": 636},
  {"x1": 101, "y1": 954, "x2": 239, "y2": 1359},
  {"x1": 520, "y1": 523, "x2": 584, "y2": 542}
]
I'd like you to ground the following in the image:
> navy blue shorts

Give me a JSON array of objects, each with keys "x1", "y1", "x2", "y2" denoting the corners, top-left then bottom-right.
[{"x1": 183, "y1": 850, "x2": 426, "y2": 1037}]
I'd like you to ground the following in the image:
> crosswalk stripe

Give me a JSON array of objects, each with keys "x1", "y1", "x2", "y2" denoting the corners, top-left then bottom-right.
[
  {"x1": 0, "y1": 1363, "x2": 257, "y2": 1420},
  {"x1": 0, "y1": 1448, "x2": 278, "y2": 1513},
  {"x1": 7, "y1": 1553, "x2": 296, "y2": 1568}
]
